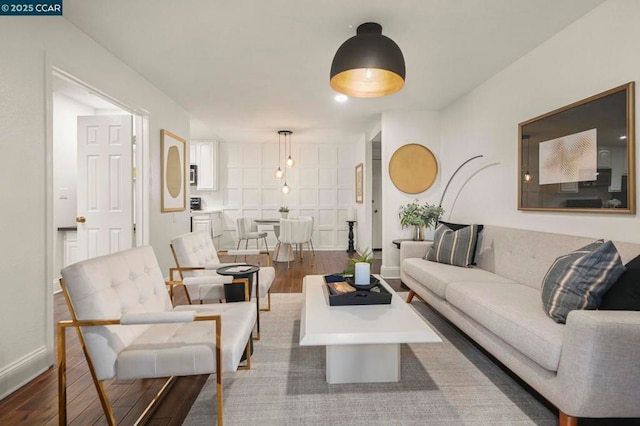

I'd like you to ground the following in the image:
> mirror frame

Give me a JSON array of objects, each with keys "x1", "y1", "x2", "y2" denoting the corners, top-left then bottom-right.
[{"x1": 518, "y1": 82, "x2": 635, "y2": 214}]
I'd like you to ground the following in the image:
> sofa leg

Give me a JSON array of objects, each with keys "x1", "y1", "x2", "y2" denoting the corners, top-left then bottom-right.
[
  {"x1": 406, "y1": 290, "x2": 415, "y2": 303},
  {"x1": 559, "y1": 411, "x2": 578, "y2": 426}
]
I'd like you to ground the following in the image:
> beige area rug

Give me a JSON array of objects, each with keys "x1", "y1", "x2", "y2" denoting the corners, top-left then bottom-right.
[{"x1": 184, "y1": 293, "x2": 556, "y2": 425}]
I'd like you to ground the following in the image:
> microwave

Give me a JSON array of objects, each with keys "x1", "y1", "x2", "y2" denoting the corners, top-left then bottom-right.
[{"x1": 189, "y1": 164, "x2": 198, "y2": 185}]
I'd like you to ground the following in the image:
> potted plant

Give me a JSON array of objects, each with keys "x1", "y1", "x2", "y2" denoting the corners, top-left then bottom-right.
[
  {"x1": 278, "y1": 206, "x2": 289, "y2": 218},
  {"x1": 399, "y1": 200, "x2": 444, "y2": 241},
  {"x1": 343, "y1": 248, "x2": 375, "y2": 276}
]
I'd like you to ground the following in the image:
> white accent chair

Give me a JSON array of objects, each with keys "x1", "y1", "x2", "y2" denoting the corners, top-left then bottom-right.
[
  {"x1": 236, "y1": 217, "x2": 269, "y2": 252},
  {"x1": 58, "y1": 246, "x2": 256, "y2": 426},
  {"x1": 275, "y1": 217, "x2": 314, "y2": 267},
  {"x1": 170, "y1": 231, "x2": 275, "y2": 338}
]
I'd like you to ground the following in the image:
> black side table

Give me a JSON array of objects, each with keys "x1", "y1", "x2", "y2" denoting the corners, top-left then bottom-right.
[
  {"x1": 346, "y1": 220, "x2": 356, "y2": 253},
  {"x1": 216, "y1": 264, "x2": 262, "y2": 340},
  {"x1": 392, "y1": 238, "x2": 413, "y2": 249}
]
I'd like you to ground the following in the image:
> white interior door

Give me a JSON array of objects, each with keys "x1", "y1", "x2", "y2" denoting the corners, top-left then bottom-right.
[{"x1": 76, "y1": 115, "x2": 133, "y2": 261}]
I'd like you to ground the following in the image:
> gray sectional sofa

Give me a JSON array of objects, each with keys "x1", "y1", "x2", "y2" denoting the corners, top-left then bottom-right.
[{"x1": 400, "y1": 225, "x2": 640, "y2": 425}]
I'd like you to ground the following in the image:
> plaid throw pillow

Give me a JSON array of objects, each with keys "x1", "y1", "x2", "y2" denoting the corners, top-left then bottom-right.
[
  {"x1": 426, "y1": 223, "x2": 480, "y2": 267},
  {"x1": 541, "y1": 240, "x2": 625, "y2": 324}
]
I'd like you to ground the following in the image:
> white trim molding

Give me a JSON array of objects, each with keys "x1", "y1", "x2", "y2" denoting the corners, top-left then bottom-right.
[
  {"x1": 0, "y1": 345, "x2": 50, "y2": 400},
  {"x1": 380, "y1": 265, "x2": 400, "y2": 279}
]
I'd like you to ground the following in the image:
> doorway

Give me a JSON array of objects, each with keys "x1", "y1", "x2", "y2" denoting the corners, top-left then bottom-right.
[
  {"x1": 50, "y1": 69, "x2": 146, "y2": 292},
  {"x1": 371, "y1": 133, "x2": 382, "y2": 252}
]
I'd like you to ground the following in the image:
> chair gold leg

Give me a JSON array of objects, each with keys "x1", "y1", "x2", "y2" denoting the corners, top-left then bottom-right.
[
  {"x1": 134, "y1": 376, "x2": 176, "y2": 425},
  {"x1": 238, "y1": 337, "x2": 252, "y2": 371},
  {"x1": 260, "y1": 289, "x2": 271, "y2": 312}
]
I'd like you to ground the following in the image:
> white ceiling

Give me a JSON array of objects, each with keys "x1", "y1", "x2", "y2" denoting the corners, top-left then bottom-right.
[{"x1": 63, "y1": 0, "x2": 605, "y2": 145}]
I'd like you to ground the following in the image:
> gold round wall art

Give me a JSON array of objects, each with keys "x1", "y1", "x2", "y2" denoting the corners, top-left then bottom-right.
[{"x1": 388, "y1": 143, "x2": 438, "y2": 194}]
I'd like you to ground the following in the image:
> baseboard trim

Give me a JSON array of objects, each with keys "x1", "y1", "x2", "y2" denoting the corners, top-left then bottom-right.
[
  {"x1": 0, "y1": 345, "x2": 51, "y2": 400},
  {"x1": 380, "y1": 266, "x2": 400, "y2": 279}
]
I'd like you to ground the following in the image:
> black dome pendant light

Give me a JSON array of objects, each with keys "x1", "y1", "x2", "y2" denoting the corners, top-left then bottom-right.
[{"x1": 330, "y1": 22, "x2": 406, "y2": 98}]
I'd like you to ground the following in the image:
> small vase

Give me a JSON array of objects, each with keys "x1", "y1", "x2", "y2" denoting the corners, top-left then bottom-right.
[
  {"x1": 280, "y1": 212, "x2": 288, "y2": 219},
  {"x1": 414, "y1": 226, "x2": 425, "y2": 241}
]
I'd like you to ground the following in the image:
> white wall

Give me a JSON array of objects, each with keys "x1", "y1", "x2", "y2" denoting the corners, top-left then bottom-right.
[
  {"x1": 380, "y1": 110, "x2": 441, "y2": 278},
  {"x1": 440, "y1": 0, "x2": 640, "y2": 242},
  {"x1": 193, "y1": 139, "x2": 364, "y2": 250},
  {"x1": 0, "y1": 18, "x2": 190, "y2": 399},
  {"x1": 53, "y1": 93, "x2": 95, "y2": 229}
]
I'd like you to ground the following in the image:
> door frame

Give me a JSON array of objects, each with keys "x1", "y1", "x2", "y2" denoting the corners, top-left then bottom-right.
[{"x1": 45, "y1": 64, "x2": 150, "y2": 362}]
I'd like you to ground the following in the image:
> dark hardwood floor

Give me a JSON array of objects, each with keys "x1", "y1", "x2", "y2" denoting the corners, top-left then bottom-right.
[{"x1": 0, "y1": 250, "x2": 396, "y2": 425}]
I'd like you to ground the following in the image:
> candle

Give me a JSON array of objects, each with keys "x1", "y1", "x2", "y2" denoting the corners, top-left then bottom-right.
[
  {"x1": 354, "y1": 262, "x2": 370, "y2": 286},
  {"x1": 347, "y1": 207, "x2": 356, "y2": 221}
]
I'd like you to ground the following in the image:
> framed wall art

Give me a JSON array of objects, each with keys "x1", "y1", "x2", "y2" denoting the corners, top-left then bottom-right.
[
  {"x1": 355, "y1": 163, "x2": 363, "y2": 203},
  {"x1": 518, "y1": 82, "x2": 635, "y2": 214},
  {"x1": 161, "y1": 129, "x2": 187, "y2": 212}
]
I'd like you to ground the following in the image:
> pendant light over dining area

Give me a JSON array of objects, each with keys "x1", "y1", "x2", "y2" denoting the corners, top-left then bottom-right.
[
  {"x1": 274, "y1": 131, "x2": 284, "y2": 179},
  {"x1": 275, "y1": 130, "x2": 293, "y2": 194},
  {"x1": 330, "y1": 22, "x2": 406, "y2": 98}
]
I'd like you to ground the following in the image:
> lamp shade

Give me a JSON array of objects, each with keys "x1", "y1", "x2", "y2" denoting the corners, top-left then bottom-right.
[{"x1": 330, "y1": 22, "x2": 405, "y2": 98}]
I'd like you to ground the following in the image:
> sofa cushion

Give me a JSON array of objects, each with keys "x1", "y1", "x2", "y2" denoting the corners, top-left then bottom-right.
[
  {"x1": 542, "y1": 240, "x2": 625, "y2": 323},
  {"x1": 426, "y1": 223, "x2": 480, "y2": 267},
  {"x1": 437, "y1": 221, "x2": 484, "y2": 265},
  {"x1": 600, "y1": 254, "x2": 640, "y2": 311},
  {"x1": 402, "y1": 258, "x2": 517, "y2": 299},
  {"x1": 446, "y1": 281, "x2": 565, "y2": 372}
]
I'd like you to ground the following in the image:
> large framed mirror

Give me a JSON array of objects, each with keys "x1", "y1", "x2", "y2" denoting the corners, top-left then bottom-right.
[{"x1": 518, "y1": 82, "x2": 635, "y2": 213}]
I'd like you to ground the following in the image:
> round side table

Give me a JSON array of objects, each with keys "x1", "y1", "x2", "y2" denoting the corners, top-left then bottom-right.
[{"x1": 216, "y1": 264, "x2": 262, "y2": 340}]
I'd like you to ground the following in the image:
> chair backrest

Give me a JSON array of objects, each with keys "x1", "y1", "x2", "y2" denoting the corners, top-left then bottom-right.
[
  {"x1": 236, "y1": 217, "x2": 257, "y2": 239},
  {"x1": 279, "y1": 218, "x2": 312, "y2": 244},
  {"x1": 300, "y1": 216, "x2": 314, "y2": 242},
  {"x1": 60, "y1": 246, "x2": 172, "y2": 380},
  {"x1": 170, "y1": 231, "x2": 221, "y2": 277}
]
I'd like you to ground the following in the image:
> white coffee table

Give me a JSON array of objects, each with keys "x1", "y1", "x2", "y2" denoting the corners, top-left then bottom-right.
[{"x1": 299, "y1": 275, "x2": 441, "y2": 384}]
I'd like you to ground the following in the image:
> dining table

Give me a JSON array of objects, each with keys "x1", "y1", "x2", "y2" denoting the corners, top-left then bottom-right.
[{"x1": 254, "y1": 218, "x2": 294, "y2": 263}]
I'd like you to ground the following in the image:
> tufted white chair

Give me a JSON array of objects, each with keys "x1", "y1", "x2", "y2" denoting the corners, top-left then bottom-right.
[
  {"x1": 58, "y1": 245, "x2": 256, "y2": 426},
  {"x1": 275, "y1": 217, "x2": 314, "y2": 267},
  {"x1": 236, "y1": 216, "x2": 269, "y2": 252},
  {"x1": 170, "y1": 231, "x2": 276, "y2": 338}
]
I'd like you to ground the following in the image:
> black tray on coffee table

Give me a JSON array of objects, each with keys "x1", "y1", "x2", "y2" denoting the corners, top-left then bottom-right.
[{"x1": 323, "y1": 274, "x2": 392, "y2": 306}]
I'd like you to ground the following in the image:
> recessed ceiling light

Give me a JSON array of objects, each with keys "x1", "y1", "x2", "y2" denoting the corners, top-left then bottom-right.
[{"x1": 335, "y1": 94, "x2": 348, "y2": 103}]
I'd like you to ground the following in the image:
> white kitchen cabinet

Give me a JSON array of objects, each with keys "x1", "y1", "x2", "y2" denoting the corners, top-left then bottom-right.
[
  {"x1": 191, "y1": 140, "x2": 218, "y2": 190},
  {"x1": 63, "y1": 231, "x2": 80, "y2": 267},
  {"x1": 211, "y1": 211, "x2": 223, "y2": 239},
  {"x1": 192, "y1": 215, "x2": 212, "y2": 236},
  {"x1": 191, "y1": 211, "x2": 223, "y2": 245}
]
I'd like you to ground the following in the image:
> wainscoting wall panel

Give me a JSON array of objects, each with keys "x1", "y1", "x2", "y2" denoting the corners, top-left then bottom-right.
[{"x1": 206, "y1": 140, "x2": 361, "y2": 250}]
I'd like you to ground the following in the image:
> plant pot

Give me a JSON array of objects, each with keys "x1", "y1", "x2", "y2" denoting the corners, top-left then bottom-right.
[
  {"x1": 280, "y1": 212, "x2": 288, "y2": 219},
  {"x1": 414, "y1": 226, "x2": 425, "y2": 241}
]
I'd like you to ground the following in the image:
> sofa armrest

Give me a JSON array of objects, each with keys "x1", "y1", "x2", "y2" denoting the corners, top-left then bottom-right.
[
  {"x1": 556, "y1": 310, "x2": 640, "y2": 416},
  {"x1": 399, "y1": 241, "x2": 433, "y2": 263}
]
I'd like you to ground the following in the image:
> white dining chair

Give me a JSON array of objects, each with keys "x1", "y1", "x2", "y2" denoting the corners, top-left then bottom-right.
[
  {"x1": 275, "y1": 217, "x2": 314, "y2": 267},
  {"x1": 236, "y1": 217, "x2": 269, "y2": 252}
]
